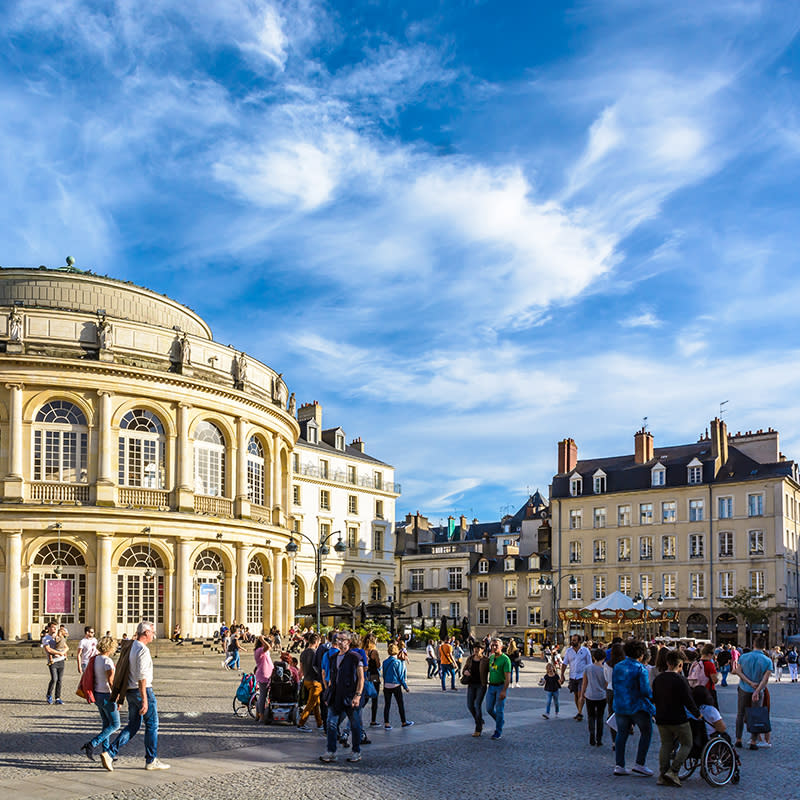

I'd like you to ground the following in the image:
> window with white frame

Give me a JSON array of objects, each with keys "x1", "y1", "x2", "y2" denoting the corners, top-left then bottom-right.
[
  {"x1": 335, "y1": 431, "x2": 345, "y2": 450},
  {"x1": 193, "y1": 421, "x2": 225, "y2": 497},
  {"x1": 118, "y1": 409, "x2": 166, "y2": 489},
  {"x1": 375, "y1": 499, "x2": 384, "y2": 519},
  {"x1": 292, "y1": 517, "x2": 301, "y2": 533},
  {"x1": 570, "y1": 475, "x2": 582, "y2": 496},
  {"x1": 594, "y1": 507, "x2": 607, "y2": 528},
  {"x1": 618, "y1": 537, "x2": 632, "y2": 561},
  {"x1": 687, "y1": 460, "x2": 702, "y2": 485},
  {"x1": 569, "y1": 509, "x2": 582, "y2": 529},
  {"x1": 346, "y1": 465, "x2": 357, "y2": 485},
  {"x1": 718, "y1": 496, "x2": 733, "y2": 519},
  {"x1": 505, "y1": 607, "x2": 518, "y2": 626},
  {"x1": 478, "y1": 559, "x2": 489, "y2": 574},
  {"x1": 319, "y1": 459, "x2": 329, "y2": 479},
  {"x1": 245, "y1": 437, "x2": 265, "y2": 505},
  {"x1": 690, "y1": 572, "x2": 705, "y2": 599},
  {"x1": 651, "y1": 465, "x2": 666, "y2": 487},
  {"x1": 478, "y1": 580, "x2": 488, "y2": 600},
  {"x1": 569, "y1": 541, "x2": 582, "y2": 563},
  {"x1": 662, "y1": 534, "x2": 676, "y2": 559},
  {"x1": 618, "y1": 505, "x2": 631, "y2": 526},
  {"x1": 346, "y1": 525, "x2": 358, "y2": 553},
  {"x1": 319, "y1": 489, "x2": 330, "y2": 510},
  {"x1": 528, "y1": 607, "x2": 542, "y2": 626},
  {"x1": 594, "y1": 575, "x2": 607, "y2": 599},
  {"x1": 410, "y1": 568, "x2": 424, "y2": 591},
  {"x1": 619, "y1": 574, "x2": 632, "y2": 595},
  {"x1": 719, "y1": 571, "x2": 735, "y2": 598},
  {"x1": 504, "y1": 557, "x2": 515, "y2": 571},
  {"x1": 347, "y1": 495, "x2": 358, "y2": 514},
  {"x1": 307, "y1": 424, "x2": 318, "y2": 444},
  {"x1": 640, "y1": 574, "x2": 653, "y2": 596},
  {"x1": 372, "y1": 527, "x2": 383, "y2": 553},
  {"x1": 293, "y1": 484, "x2": 302, "y2": 506},
  {"x1": 689, "y1": 499, "x2": 704, "y2": 522},
  {"x1": 640, "y1": 536, "x2": 653, "y2": 560},
  {"x1": 750, "y1": 570, "x2": 765, "y2": 596},
  {"x1": 292, "y1": 453, "x2": 300, "y2": 473},
  {"x1": 528, "y1": 555, "x2": 540, "y2": 570},
  {"x1": 528, "y1": 577, "x2": 541, "y2": 595},
  {"x1": 640, "y1": 503, "x2": 654, "y2": 525},
  {"x1": 373, "y1": 471, "x2": 384, "y2": 490},
  {"x1": 430, "y1": 601, "x2": 440, "y2": 617},
  {"x1": 663, "y1": 573, "x2": 677, "y2": 599},
  {"x1": 450, "y1": 601, "x2": 460, "y2": 619},
  {"x1": 748, "y1": 494, "x2": 763, "y2": 517},
  {"x1": 478, "y1": 608, "x2": 490, "y2": 625},
  {"x1": 504, "y1": 579, "x2": 517, "y2": 598},
  {"x1": 662, "y1": 501, "x2": 677, "y2": 523},
  {"x1": 719, "y1": 531, "x2": 734, "y2": 558},
  {"x1": 749, "y1": 530, "x2": 765, "y2": 555},
  {"x1": 593, "y1": 471, "x2": 606, "y2": 494},
  {"x1": 593, "y1": 539, "x2": 606, "y2": 562},
  {"x1": 689, "y1": 533, "x2": 704, "y2": 559},
  {"x1": 448, "y1": 568, "x2": 463, "y2": 591}
]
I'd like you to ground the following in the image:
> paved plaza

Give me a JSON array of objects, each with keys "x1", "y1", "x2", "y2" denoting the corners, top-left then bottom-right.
[{"x1": 2, "y1": 650, "x2": 798, "y2": 799}]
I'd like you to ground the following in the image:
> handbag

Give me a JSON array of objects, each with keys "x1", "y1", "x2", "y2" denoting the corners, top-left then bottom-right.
[
  {"x1": 460, "y1": 670, "x2": 471, "y2": 685},
  {"x1": 745, "y1": 703, "x2": 771, "y2": 734},
  {"x1": 364, "y1": 680, "x2": 378, "y2": 700}
]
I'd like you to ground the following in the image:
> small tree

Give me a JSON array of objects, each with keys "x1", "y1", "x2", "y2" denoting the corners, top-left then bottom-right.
[{"x1": 722, "y1": 589, "x2": 782, "y2": 646}]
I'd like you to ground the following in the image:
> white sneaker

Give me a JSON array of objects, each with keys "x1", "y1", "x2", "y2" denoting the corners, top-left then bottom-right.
[
  {"x1": 319, "y1": 751, "x2": 337, "y2": 763},
  {"x1": 613, "y1": 766, "x2": 630, "y2": 776},
  {"x1": 631, "y1": 764, "x2": 654, "y2": 776},
  {"x1": 145, "y1": 759, "x2": 170, "y2": 770}
]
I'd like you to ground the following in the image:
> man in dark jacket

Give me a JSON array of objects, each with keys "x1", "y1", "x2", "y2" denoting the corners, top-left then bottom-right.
[
  {"x1": 320, "y1": 632, "x2": 364, "y2": 764},
  {"x1": 652, "y1": 649, "x2": 700, "y2": 786}
]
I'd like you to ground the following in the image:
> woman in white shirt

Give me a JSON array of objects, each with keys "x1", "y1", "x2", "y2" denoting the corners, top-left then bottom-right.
[{"x1": 81, "y1": 636, "x2": 120, "y2": 761}]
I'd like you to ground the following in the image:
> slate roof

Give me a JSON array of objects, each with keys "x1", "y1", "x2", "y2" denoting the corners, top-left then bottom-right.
[{"x1": 296, "y1": 422, "x2": 392, "y2": 467}]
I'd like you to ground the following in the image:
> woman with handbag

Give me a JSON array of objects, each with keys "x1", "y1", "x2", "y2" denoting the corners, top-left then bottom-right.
[
  {"x1": 364, "y1": 635, "x2": 382, "y2": 727},
  {"x1": 381, "y1": 643, "x2": 413, "y2": 729},
  {"x1": 463, "y1": 642, "x2": 489, "y2": 736},
  {"x1": 80, "y1": 636, "x2": 120, "y2": 760}
]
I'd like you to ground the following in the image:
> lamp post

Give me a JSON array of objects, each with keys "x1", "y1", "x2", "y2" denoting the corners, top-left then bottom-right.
[
  {"x1": 539, "y1": 574, "x2": 576, "y2": 645},
  {"x1": 286, "y1": 529, "x2": 346, "y2": 632},
  {"x1": 633, "y1": 592, "x2": 663, "y2": 641}
]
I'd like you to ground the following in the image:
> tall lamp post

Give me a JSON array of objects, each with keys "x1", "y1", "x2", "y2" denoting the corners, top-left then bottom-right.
[
  {"x1": 285, "y1": 530, "x2": 346, "y2": 633},
  {"x1": 539, "y1": 574, "x2": 576, "y2": 645},
  {"x1": 633, "y1": 592, "x2": 663, "y2": 641}
]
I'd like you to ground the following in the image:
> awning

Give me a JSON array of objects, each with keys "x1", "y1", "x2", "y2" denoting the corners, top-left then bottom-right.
[{"x1": 295, "y1": 602, "x2": 352, "y2": 617}]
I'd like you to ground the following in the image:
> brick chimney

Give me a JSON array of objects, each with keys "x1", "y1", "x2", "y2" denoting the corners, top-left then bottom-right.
[
  {"x1": 557, "y1": 438, "x2": 578, "y2": 474},
  {"x1": 349, "y1": 437, "x2": 365, "y2": 453},
  {"x1": 460, "y1": 514, "x2": 468, "y2": 534},
  {"x1": 710, "y1": 417, "x2": 728, "y2": 476},
  {"x1": 297, "y1": 401, "x2": 322, "y2": 428},
  {"x1": 634, "y1": 427, "x2": 654, "y2": 464}
]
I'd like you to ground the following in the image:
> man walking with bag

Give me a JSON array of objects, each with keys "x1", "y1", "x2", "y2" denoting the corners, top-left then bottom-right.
[{"x1": 733, "y1": 636, "x2": 772, "y2": 750}]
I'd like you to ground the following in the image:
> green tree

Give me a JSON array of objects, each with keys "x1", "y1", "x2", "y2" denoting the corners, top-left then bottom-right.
[{"x1": 722, "y1": 589, "x2": 782, "y2": 646}]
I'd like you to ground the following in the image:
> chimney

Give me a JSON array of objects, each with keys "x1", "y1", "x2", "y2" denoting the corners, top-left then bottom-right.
[
  {"x1": 710, "y1": 417, "x2": 728, "y2": 475},
  {"x1": 557, "y1": 438, "x2": 578, "y2": 474},
  {"x1": 297, "y1": 401, "x2": 322, "y2": 428},
  {"x1": 460, "y1": 514, "x2": 468, "y2": 534},
  {"x1": 634, "y1": 427, "x2": 654, "y2": 464},
  {"x1": 350, "y1": 437, "x2": 365, "y2": 453}
]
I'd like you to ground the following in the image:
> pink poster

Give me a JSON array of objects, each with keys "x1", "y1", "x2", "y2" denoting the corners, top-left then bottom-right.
[{"x1": 45, "y1": 579, "x2": 73, "y2": 615}]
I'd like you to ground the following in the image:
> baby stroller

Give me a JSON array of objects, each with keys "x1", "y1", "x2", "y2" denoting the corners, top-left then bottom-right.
[
  {"x1": 676, "y1": 718, "x2": 741, "y2": 786},
  {"x1": 263, "y1": 659, "x2": 300, "y2": 725},
  {"x1": 232, "y1": 672, "x2": 257, "y2": 719}
]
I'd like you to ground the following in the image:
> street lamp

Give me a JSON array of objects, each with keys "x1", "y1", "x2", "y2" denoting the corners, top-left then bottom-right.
[
  {"x1": 285, "y1": 530, "x2": 345, "y2": 632},
  {"x1": 633, "y1": 592, "x2": 663, "y2": 641},
  {"x1": 539, "y1": 574, "x2": 577, "y2": 645}
]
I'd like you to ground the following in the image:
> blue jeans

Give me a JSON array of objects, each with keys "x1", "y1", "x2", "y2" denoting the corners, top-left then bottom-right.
[
  {"x1": 720, "y1": 665, "x2": 731, "y2": 686},
  {"x1": 89, "y1": 693, "x2": 120, "y2": 752},
  {"x1": 326, "y1": 704, "x2": 362, "y2": 754},
  {"x1": 466, "y1": 684, "x2": 486, "y2": 731},
  {"x1": 108, "y1": 688, "x2": 159, "y2": 763},
  {"x1": 511, "y1": 663, "x2": 520, "y2": 683},
  {"x1": 485, "y1": 684, "x2": 507, "y2": 735},
  {"x1": 545, "y1": 690, "x2": 559, "y2": 715},
  {"x1": 615, "y1": 709, "x2": 652, "y2": 769},
  {"x1": 440, "y1": 665, "x2": 455, "y2": 690}
]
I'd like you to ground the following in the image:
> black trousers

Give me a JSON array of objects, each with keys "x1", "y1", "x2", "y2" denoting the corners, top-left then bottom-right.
[
  {"x1": 47, "y1": 660, "x2": 65, "y2": 700},
  {"x1": 586, "y1": 697, "x2": 607, "y2": 743},
  {"x1": 383, "y1": 686, "x2": 407, "y2": 724}
]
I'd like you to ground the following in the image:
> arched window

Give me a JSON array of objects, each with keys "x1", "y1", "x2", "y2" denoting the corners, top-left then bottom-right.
[
  {"x1": 247, "y1": 436, "x2": 265, "y2": 506},
  {"x1": 33, "y1": 400, "x2": 88, "y2": 483},
  {"x1": 117, "y1": 546, "x2": 165, "y2": 626},
  {"x1": 33, "y1": 542, "x2": 85, "y2": 566},
  {"x1": 118, "y1": 545, "x2": 165, "y2": 568},
  {"x1": 32, "y1": 542, "x2": 86, "y2": 626},
  {"x1": 194, "y1": 549, "x2": 225, "y2": 626},
  {"x1": 247, "y1": 557, "x2": 265, "y2": 625},
  {"x1": 193, "y1": 421, "x2": 226, "y2": 497},
  {"x1": 118, "y1": 410, "x2": 166, "y2": 488}
]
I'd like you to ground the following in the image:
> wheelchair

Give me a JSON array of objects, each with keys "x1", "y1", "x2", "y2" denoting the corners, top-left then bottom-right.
[{"x1": 675, "y1": 717, "x2": 741, "y2": 787}]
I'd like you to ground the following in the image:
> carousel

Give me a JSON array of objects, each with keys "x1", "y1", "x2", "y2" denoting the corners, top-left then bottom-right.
[{"x1": 558, "y1": 590, "x2": 678, "y2": 641}]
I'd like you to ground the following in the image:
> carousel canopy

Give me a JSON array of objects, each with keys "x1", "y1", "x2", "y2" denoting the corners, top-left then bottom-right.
[{"x1": 582, "y1": 590, "x2": 636, "y2": 612}]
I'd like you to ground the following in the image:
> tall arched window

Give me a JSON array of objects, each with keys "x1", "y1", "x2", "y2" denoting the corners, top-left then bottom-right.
[
  {"x1": 31, "y1": 542, "x2": 86, "y2": 627},
  {"x1": 247, "y1": 557, "x2": 265, "y2": 625},
  {"x1": 118, "y1": 410, "x2": 166, "y2": 488},
  {"x1": 193, "y1": 421, "x2": 226, "y2": 497},
  {"x1": 194, "y1": 549, "x2": 225, "y2": 629},
  {"x1": 247, "y1": 437, "x2": 265, "y2": 506},
  {"x1": 117, "y1": 545, "x2": 165, "y2": 627},
  {"x1": 33, "y1": 400, "x2": 88, "y2": 483}
]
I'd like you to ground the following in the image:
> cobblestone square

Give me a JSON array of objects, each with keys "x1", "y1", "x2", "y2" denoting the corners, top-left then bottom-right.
[{"x1": 2, "y1": 651, "x2": 798, "y2": 799}]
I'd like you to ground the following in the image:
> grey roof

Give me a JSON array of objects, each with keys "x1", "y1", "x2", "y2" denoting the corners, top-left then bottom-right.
[{"x1": 295, "y1": 433, "x2": 392, "y2": 467}]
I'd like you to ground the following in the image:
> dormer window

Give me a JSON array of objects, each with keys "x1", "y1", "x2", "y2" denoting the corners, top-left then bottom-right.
[
  {"x1": 504, "y1": 557, "x2": 515, "y2": 572},
  {"x1": 478, "y1": 559, "x2": 489, "y2": 574},
  {"x1": 651, "y1": 464, "x2": 666, "y2": 487},
  {"x1": 503, "y1": 522, "x2": 511, "y2": 533},
  {"x1": 687, "y1": 458, "x2": 702, "y2": 485},
  {"x1": 307, "y1": 422, "x2": 318, "y2": 444},
  {"x1": 593, "y1": 470, "x2": 606, "y2": 494},
  {"x1": 335, "y1": 431, "x2": 345, "y2": 451},
  {"x1": 570, "y1": 474, "x2": 582, "y2": 497},
  {"x1": 528, "y1": 555, "x2": 540, "y2": 570}
]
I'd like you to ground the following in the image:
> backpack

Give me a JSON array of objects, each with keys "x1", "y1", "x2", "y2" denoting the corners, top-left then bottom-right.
[
  {"x1": 788, "y1": 650, "x2": 798, "y2": 664},
  {"x1": 687, "y1": 660, "x2": 706, "y2": 688},
  {"x1": 236, "y1": 672, "x2": 255, "y2": 702}
]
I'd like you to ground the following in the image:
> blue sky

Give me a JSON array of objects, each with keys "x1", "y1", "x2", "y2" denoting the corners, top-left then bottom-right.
[{"x1": 2, "y1": 1, "x2": 800, "y2": 524}]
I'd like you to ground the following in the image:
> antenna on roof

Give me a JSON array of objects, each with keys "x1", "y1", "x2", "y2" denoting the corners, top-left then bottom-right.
[
  {"x1": 642, "y1": 416, "x2": 648, "y2": 432},
  {"x1": 719, "y1": 400, "x2": 729, "y2": 418}
]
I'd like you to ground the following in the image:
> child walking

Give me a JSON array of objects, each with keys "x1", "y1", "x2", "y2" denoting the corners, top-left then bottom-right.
[
  {"x1": 541, "y1": 662, "x2": 562, "y2": 719},
  {"x1": 580, "y1": 648, "x2": 608, "y2": 746}
]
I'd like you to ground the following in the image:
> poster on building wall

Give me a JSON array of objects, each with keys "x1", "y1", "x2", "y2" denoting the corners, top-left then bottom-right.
[
  {"x1": 198, "y1": 583, "x2": 219, "y2": 616},
  {"x1": 44, "y1": 579, "x2": 73, "y2": 615}
]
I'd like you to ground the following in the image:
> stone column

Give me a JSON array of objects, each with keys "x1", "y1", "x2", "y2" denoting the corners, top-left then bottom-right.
[
  {"x1": 273, "y1": 551, "x2": 283, "y2": 634},
  {"x1": 177, "y1": 538, "x2": 194, "y2": 635},
  {"x1": 176, "y1": 403, "x2": 193, "y2": 511},
  {"x1": 95, "y1": 533, "x2": 114, "y2": 635},
  {"x1": 271, "y1": 434, "x2": 282, "y2": 526},
  {"x1": 95, "y1": 391, "x2": 115, "y2": 506},
  {"x1": 236, "y1": 543, "x2": 249, "y2": 625},
  {"x1": 5, "y1": 530, "x2": 23, "y2": 639},
  {"x1": 4, "y1": 383, "x2": 24, "y2": 501},
  {"x1": 234, "y1": 418, "x2": 250, "y2": 518}
]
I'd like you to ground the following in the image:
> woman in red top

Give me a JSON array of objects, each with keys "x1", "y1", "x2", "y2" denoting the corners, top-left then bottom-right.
[{"x1": 700, "y1": 643, "x2": 720, "y2": 709}]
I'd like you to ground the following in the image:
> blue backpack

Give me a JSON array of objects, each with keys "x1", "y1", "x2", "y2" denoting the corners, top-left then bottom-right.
[{"x1": 236, "y1": 672, "x2": 255, "y2": 702}]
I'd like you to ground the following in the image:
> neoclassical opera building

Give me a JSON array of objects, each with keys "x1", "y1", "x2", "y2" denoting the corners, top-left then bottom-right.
[{"x1": 0, "y1": 263, "x2": 398, "y2": 641}]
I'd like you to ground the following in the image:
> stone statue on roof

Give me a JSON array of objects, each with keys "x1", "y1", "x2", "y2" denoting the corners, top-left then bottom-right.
[
  {"x1": 8, "y1": 307, "x2": 23, "y2": 342},
  {"x1": 288, "y1": 392, "x2": 296, "y2": 416},
  {"x1": 180, "y1": 332, "x2": 191, "y2": 364},
  {"x1": 96, "y1": 314, "x2": 113, "y2": 350}
]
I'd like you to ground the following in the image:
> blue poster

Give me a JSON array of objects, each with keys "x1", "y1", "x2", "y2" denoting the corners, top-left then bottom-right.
[{"x1": 198, "y1": 582, "x2": 219, "y2": 616}]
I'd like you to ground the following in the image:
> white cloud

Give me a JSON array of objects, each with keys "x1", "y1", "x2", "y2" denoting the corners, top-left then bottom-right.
[
  {"x1": 621, "y1": 310, "x2": 662, "y2": 328},
  {"x1": 242, "y1": 5, "x2": 289, "y2": 70}
]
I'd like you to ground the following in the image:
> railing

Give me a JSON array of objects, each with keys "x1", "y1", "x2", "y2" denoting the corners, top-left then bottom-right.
[
  {"x1": 293, "y1": 464, "x2": 401, "y2": 494},
  {"x1": 250, "y1": 502, "x2": 271, "y2": 520},
  {"x1": 30, "y1": 482, "x2": 90, "y2": 503},
  {"x1": 119, "y1": 488, "x2": 170, "y2": 509},
  {"x1": 194, "y1": 495, "x2": 233, "y2": 517}
]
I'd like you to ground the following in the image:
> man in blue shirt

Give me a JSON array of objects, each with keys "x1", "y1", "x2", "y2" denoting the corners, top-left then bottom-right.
[
  {"x1": 733, "y1": 636, "x2": 772, "y2": 749},
  {"x1": 612, "y1": 639, "x2": 655, "y2": 776}
]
